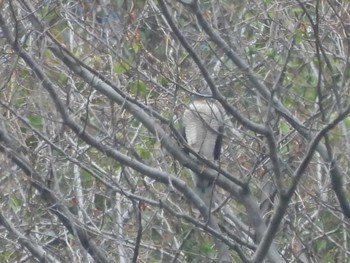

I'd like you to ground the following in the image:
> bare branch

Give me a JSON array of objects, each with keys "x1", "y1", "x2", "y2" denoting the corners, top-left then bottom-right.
[{"x1": 0, "y1": 210, "x2": 60, "y2": 263}]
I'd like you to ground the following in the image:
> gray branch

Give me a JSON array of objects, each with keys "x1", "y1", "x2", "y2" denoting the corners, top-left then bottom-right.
[{"x1": 0, "y1": 210, "x2": 60, "y2": 263}]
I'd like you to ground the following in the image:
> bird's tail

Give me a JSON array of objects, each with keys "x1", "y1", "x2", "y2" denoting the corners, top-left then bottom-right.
[
  {"x1": 190, "y1": 171, "x2": 232, "y2": 262},
  {"x1": 191, "y1": 171, "x2": 216, "y2": 207}
]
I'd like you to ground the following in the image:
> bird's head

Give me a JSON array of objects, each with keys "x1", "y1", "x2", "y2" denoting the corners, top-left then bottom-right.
[{"x1": 191, "y1": 87, "x2": 212, "y2": 101}]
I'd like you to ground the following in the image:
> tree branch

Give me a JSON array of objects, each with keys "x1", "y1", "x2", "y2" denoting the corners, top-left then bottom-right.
[
  {"x1": 189, "y1": 0, "x2": 350, "y2": 219},
  {"x1": 0, "y1": 210, "x2": 60, "y2": 263},
  {"x1": 0, "y1": 9, "x2": 237, "y2": 262},
  {"x1": 0, "y1": 125, "x2": 110, "y2": 263},
  {"x1": 251, "y1": 106, "x2": 350, "y2": 262}
]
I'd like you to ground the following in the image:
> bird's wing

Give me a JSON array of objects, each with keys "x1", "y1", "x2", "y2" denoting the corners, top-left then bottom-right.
[
  {"x1": 180, "y1": 120, "x2": 190, "y2": 155},
  {"x1": 182, "y1": 101, "x2": 224, "y2": 160},
  {"x1": 213, "y1": 125, "x2": 224, "y2": 160}
]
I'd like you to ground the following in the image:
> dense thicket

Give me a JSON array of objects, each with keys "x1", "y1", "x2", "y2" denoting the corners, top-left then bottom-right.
[{"x1": 0, "y1": 0, "x2": 349, "y2": 262}]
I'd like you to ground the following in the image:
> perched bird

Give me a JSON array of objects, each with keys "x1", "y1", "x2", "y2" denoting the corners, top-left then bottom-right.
[{"x1": 182, "y1": 88, "x2": 224, "y2": 205}]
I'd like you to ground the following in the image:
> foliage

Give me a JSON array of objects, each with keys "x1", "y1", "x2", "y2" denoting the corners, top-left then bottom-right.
[{"x1": 0, "y1": 0, "x2": 349, "y2": 262}]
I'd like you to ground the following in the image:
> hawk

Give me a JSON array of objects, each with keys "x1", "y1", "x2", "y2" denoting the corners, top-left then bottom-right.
[{"x1": 182, "y1": 89, "x2": 224, "y2": 205}]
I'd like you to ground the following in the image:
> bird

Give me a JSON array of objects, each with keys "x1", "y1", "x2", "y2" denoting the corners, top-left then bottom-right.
[{"x1": 182, "y1": 88, "x2": 224, "y2": 206}]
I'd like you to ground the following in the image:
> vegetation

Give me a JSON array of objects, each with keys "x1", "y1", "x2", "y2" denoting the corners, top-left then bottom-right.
[{"x1": 0, "y1": 0, "x2": 349, "y2": 262}]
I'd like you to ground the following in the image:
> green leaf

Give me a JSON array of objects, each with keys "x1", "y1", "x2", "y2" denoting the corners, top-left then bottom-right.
[
  {"x1": 343, "y1": 116, "x2": 350, "y2": 128},
  {"x1": 303, "y1": 86, "x2": 316, "y2": 101},
  {"x1": 291, "y1": 7, "x2": 304, "y2": 16},
  {"x1": 113, "y1": 160, "x2": 121, "y2": 170},
  {"x1": 9, "y1": 196, "x2": 22, "y2": 211},
  {"x1": 345, "y1": 67, "x2": 350, "y2": 78},
  {"x1": 80, "y1": 170, "x2": 94, "y2": 187},
  {"x1": 132, "y1": 41, "x2": 140, "y2": 53},
  {"x1": 128, "y1": 80, "x2": 148, "y2": 97},
  {"x1": 283, "y1": 95, "x2": 294, "y2": 107},
  {"x1": 199, "y1": 240, "x2": 213, "y2": 256},
  {"x1": 114, "y1": 61, "x2": 130, "y2": 74},
  {"x1": 279, "y1": 120, "x2": 290, "y2": 134},
  {"x1": 316, "y1": 239, "x2": 328, "y2": 251},
  {"x1": 28, "y1": 114, "x2": 43, "y2": 129},
  {"x1": 328, "y1": 126, "x2": 342, "y2": 144},
  {"x1": 136, "y1": 144, "x2": 151, "y2": 159},
  {"x1": 265, "y1": 48, "x2": 277, "y2": 59},
  {"x1": 15, "y1": 97, "x2": 26, "y2": 106},
  {"x1": 159, "y1": 76, "x2": 169, "y2": 86},
  {"x1": 0, "y1": 251, "x2": 13, "y2": 261},
  {"x1": 295, "y1": 29, "x2": 303, "y2": 44},
  {"x1": 58, "y1": 72, "x2": 68, "y2": 85}
]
